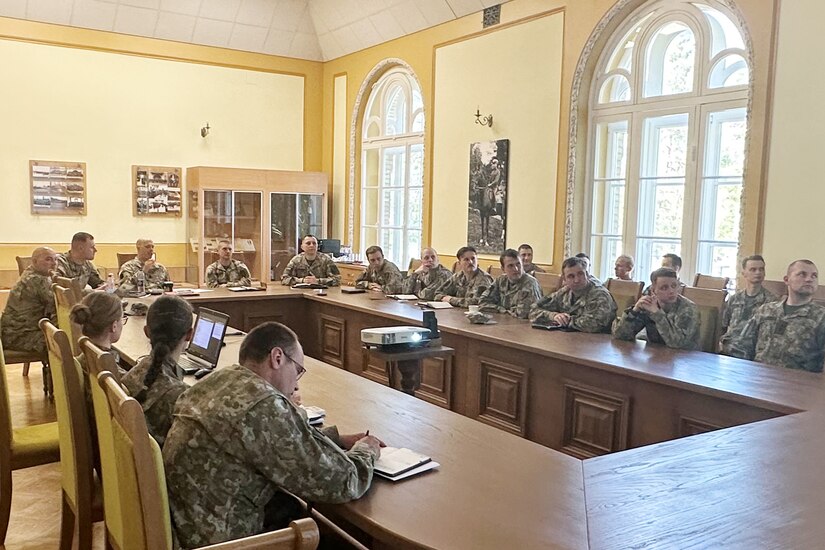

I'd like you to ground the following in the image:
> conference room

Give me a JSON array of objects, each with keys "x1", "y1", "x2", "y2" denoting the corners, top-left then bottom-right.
[{"x1": 1, "y1": 0, "x2": 824, "y2": 548}]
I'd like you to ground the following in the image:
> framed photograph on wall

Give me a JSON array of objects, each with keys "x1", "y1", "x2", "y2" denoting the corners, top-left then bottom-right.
[
  {"x1": 133, "y1": 165, "x2": 182, "y2": 217},
  {"x1": 467, "y1": 139, "x2": 509, "y2": 254},
  {"x1": 30, "y1": 160, "x2": 87, "y2": 216}
]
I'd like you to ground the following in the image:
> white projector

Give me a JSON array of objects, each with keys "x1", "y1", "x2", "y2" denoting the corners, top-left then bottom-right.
[{"x1": 361, "y1": 326, "x2": 432, "y2": 348}]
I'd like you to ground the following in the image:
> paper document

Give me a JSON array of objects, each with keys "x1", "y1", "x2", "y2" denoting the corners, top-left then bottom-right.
[
  {"x1": 374, "y1": 447, "x2": 432, "y2": 478},
  {"x1": 387, "y1": 294, "x2": 419, "y2": 301},
  {"x1": 418, "y1": 301, "x2": 452, "y2": 309},
  {"x1": 375, "y1": 461, "x2": 440, "y2": 482}
]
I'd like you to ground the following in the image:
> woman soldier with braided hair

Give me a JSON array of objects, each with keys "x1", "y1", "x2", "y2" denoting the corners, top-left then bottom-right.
[{"x1": 122, "y1": 295, "x2": 193, "y2": 447}]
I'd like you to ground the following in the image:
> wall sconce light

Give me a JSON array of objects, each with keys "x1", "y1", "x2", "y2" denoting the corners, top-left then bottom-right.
[
  {"x1": 200, "y1": 123, "x2": 211, "y2": 138},
  {"x1": 474, "y1": 108, "x2": 493, "y2": 128}
]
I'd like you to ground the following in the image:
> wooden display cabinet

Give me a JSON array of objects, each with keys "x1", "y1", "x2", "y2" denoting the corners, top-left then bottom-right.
[{"x1": 186, "y1": 167, "x2": 328, "y2": 287}]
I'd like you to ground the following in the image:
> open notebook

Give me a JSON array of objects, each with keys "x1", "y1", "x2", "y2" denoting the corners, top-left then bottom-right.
[{"x1": 374, "y1": 447, "x2": 438, "y2": 481}]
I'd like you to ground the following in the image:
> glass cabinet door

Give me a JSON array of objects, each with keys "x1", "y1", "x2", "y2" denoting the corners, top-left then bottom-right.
[
  {"x1": 270, "y1": 194, "x2": 297, "y2": 281},
  {"x1": 298, "y1": 194, "x2": 324, "y2": 238},
  {"x1": 201, "y1": 190, "x2": 262, "y2": 284}
]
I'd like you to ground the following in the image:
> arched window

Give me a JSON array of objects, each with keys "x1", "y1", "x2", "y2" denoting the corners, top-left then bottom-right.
[
  {"x1": 360, "y1": 68, "x2": 425, "y2": 268},
  {"x1": 586, "y1": 0, "x2": 749, "y2": 284}
]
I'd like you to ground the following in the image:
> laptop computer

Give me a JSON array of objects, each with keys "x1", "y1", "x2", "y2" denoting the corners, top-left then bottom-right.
[{"x1": 178, "y1": 307, "x2": 231, "y2": 375}]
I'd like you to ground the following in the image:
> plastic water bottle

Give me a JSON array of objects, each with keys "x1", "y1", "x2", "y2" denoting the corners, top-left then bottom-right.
[
  {"x1": 136, "y1": 270, "x2": 145, "y2": 294},
  {"x1": 105, "y1": 273, "x2": 116, "y2": 294}
]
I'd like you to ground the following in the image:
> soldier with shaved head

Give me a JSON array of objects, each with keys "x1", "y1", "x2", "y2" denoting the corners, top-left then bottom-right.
[
  {"x1": 118, "y1": 237, "x2": 170, "y2": 293},
  {"x1": 403, "y1": 247, "x2": 452, "y2": 299},
  {"x1": 1, "y1": 247, "x2": 58, "y2": 353}
]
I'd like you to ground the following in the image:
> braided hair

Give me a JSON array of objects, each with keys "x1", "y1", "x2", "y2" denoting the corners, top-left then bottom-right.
[{"x1": 137, "y1": 295, "x2": 192, "y2": 399}]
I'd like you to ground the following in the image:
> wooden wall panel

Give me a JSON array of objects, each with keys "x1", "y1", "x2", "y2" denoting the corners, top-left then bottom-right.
[
  {"x1": 361, "y1": 349, "x2": 390, "y2": 386},
  {"x1": 562, "y1": 381, "x2": 630, "y2": 459},
  {"x1": 417, "y1": 356, "x2": 453, "y2": 409},
  {"x1": 679, "y1": 416, "x2": 724, "y2": 437},
  {"x1": 477, "y1": 357, "x2": 529, "y2": 437},
  {"x1": 319, "y1": 313, "x2": 346, "y2": 368}
]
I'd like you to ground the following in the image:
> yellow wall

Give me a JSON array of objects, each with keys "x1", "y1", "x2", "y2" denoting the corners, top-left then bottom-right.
[
  {"x1": 762, "y1": 0, "x2": 824, "y2": 278},
  {"x1": 332, "y1": 74, "x2": 348, "y2": 240},
  {"x1": 431, "y1": 13, "x2": 563, "y2": 264}
]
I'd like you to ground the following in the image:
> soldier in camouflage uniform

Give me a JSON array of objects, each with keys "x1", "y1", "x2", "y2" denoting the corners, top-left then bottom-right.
[
  {"x1": 118, "y1": 238, "x2": 170, "y2": 294},
  {"x1": 614, "y1": 254, "x2": 634, "y2": 281},
  {"x1": 529, "y1": 257, "x2": 617, "y2": 333},
  {"x1": 163, "y1": 323, "x2": 381, "y2": 547},
  {"x1": 403, "y1": 247, "x2": 452, "y2": 299},
  {"x1": 121, "y1": 296, "x2": 192, "y2": 446},
  {"x1": 725, "y1": 259, "x2": 825, "y2": 372},
  {"x1": 518, "y1": 244, "x2": 546, "y2": 276},
  {"x1": 479, "y1": 249, "x2": 542, "y2": 319},
  {"x1": 281, "y1": 235, "x2": 341, "y2": 286},
  {"x1": 206, "y1": 240, "x2": 252, "y2": 288},
  {"x1": 1, "y1": 247, "x2": 57, "y2": 354},
  {"x1": 433, "y1": 246, "x2": 494, "y2": 307},
  {"x1": 55, "y1": 231, "x2": 104, "y2": 288},
  {"x1": 719, "y1": 255, "x2": 778, "y2": 354},
  {"x1": 355, "y1": 245, "x2": 402, "y2": 294},
  {"x1": 613, "y1": 267, "x2": 700, "y2": 350}
]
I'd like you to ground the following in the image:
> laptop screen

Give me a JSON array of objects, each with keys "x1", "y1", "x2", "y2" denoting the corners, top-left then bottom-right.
[{"x1": 186, "y1": 307, "x2": 230, "y2": 366}]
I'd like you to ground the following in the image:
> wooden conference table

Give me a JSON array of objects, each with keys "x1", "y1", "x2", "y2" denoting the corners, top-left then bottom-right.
[{"x1": 116, "y1": 287, "x2": 825, "y2": 549}]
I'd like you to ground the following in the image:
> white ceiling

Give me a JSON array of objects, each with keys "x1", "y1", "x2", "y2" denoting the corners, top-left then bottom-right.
[{"x1": 0, "y1": 0, "x2": 508, "y2": 61}]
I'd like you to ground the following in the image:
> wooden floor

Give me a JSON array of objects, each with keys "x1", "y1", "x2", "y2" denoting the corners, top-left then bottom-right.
[{"x1": 3, "y1": 364, "x2": 105, "y2": 550}]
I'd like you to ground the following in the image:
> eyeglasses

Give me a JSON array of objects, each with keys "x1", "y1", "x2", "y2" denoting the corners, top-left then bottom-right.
[
  {"x1": 282, "y1": 349, "x2": 306, "y2": 380},
  {"x1": 121, "y1": 315, "x2": 129, "y2": 325}
]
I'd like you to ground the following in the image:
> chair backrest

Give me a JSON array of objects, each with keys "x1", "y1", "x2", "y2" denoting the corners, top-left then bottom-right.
[
  {"x1": 607, "y1": 279, "x2": 645, "y2": 315},
  {"x1": 693, "y1": 273, "x2": 730, "y2": 290},
  {"x1": 682, "y1": 287, "x2": 727, "y2": 353},
  {"x1": 40, "y1": 320, "x2": 94, "y2": 517},
  {"x1": 117, "y1": 253, "x2": 137, "y2": 268},
  {"x1": 197, "y1": 519, "x2": 320, "y2": 550},
  {"x1": 488, "y1": 265, "x2": 503, "y2": 278},
  {"x1": 81, "y1": 338, "x2": 131, "y2": 548},
  {"x1": 408, "y1": 258, "x2": 422, "y2": 275},
  {"x1": 52, "y1": 283, "x2": 81, "y2": 355},
  {"x1": 761, "y1": 279, "x2": 787, "y2": 298},
  {"x1": 54, "y1": 275, "x2": 85, "y2": 302},
  {"x1": 98, "y1": 371, "x2": 171, "y2": 550},
  {"x1": 0, "y1": 336, "x2": 15, "y2": 472},
  {"x1": 15, "y1": 256, "x2": 32, "y2": 276},
  {"x1": 451, "y1": 260, "x2": 460, "y2": 274},
  {"x1": 535, "y1": 272, "x2": 562, "y2": 295}
]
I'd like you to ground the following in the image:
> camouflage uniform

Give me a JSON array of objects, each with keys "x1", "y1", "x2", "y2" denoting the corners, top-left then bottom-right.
[
  {"x1": 433, "y1": 269, "x2": 494, "y2": 307},
  {"x1": 281, "y1": 253, "x2": 341, "y2": 287},
  {"x1": 612, "y1": 294, "x2": 700, "y2": 350},
  {"x1": 523, "y1": 263, "x2": 546, "y2": 276},
  {"x1": 163, "y1": 364, "x2": 378, "y2": 547},
  {"x1": 723, "y1": 298, "x2": 825, "y2": 372},
  {"x1": 0, "y1": 267, "x2": 56, "y2": 353},
  {"x1": 529, "y1": 281, "x2": 617, "y2": 333},
  {"x1": 55, "y1": 251, "x2": 103, "y2": 288},
  {"x1": 479, "y1": 274, "x2": 542, "y2": 319},
  {"x1": 355, "y1": 260, "x2": 403, "y2": 294},
  {"x1": 719, "y1": 286, "x2": 778, "y2": 354},
  {"x1": 403, "y1": 264, "x2": 453, "y2": 299},
  {"x1": 121, "y1": 356, "x2": 187, "y2": 448},
  {"x1": 118, "y1": 258, "x2": 170, "y2": 294},
  {"x1": 205, "y1": 259, "x2": 252, "y2": 288}
]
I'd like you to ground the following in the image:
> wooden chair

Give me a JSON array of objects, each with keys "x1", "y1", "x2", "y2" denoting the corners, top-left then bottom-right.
[
  {"x1": 488, "y1": 265, "x2": 503, "y2": 278},
  {"x1": 451, "y1": 260, "x2": 460, "y2": 274},
  {"x1": 117, "y1": 253, "x2": 137, "y2": 268},
  {"x1": 682, "y1": 287, "x2": 727, "y2": 353},
  {"x1": 52, "y1": 283, "x2": 82, "y2": 356},
  {"x1": 40, "y1": 320, "x2": 102, "y2": 550},
  {"x1": 95, "y1": 369, "x2": 320, "y2": 550},
  {"x1": 693, "y1": 273, "x2": 730, "y2": 291},
  {"x1": 0, "y1": 312, "x2": 48, "y2": 385},
  {"x1": 0, "y1": 334, "x2": 60, "y2": 544},
  {"x1": 14, "y1": 256, "x2": 32, "y2": 276},
  {"x1": 761, "y1": 279, "x2": 786, "y2": 298},
  {"x1": 535, "y1": 272, "x2": 562, "y2": 295},
  {"x1": 607, "y1": 279, "x2": 645, "y2": 315},
  {"x1": 407, "y1": 258, "x2": 422, "y2": 275},
  {"x1": 54, "y1": 275, "x2": 85, "y2": 302}
]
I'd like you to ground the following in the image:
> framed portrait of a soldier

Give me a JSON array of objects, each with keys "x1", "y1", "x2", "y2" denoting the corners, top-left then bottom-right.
[
  {"x1": 132, "y1": 165, "x2": 182, "y2": 217},
  {"x1": 30, "y1": 160, "x2": 87, "y2": 215},
  {"x1": 467, "y1": 139, "x2": 509, "y2": 254}
]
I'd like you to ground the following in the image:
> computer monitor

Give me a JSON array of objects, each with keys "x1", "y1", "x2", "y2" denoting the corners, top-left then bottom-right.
[{"x1": 318, "y1": 238, "x2": 342, "y2": 256}]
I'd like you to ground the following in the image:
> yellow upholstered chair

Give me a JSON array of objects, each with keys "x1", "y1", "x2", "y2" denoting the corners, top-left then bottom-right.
[
  {"x1": 40, "y1": 320, "x2": 102, "y2": 550},
  {"x1": 96, "y1": 370, "x2": 319, "y2": 550},
  {"x1": 52, "y1": 283, "x2": 81, "y2": 356},
  {"x1": 116, "y1": 253, "x2": 137, "y2": 269},
  {"x1": 535, "y1": 272, "x2": 562, "y2": 296},
  {"x1": 692, "y1": 273, "x2": 730, "y2": 291},
  {"x1": 682, "y1": 287, "x2": 727, "y2": 353},
  {"x1": 607, "y1": 279, "x2": 645, "y2": 316},
  {"x1": 0, "y1": 334, "x2": 60, "y2": 544},
  {"x1": 14, "y1": 256, "x2": 32, "y2": 276}
]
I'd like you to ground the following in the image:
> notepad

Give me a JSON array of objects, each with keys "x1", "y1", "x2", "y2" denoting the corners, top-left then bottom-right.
[
  {"x1": 292, "y1": 283, "x2": 328, "y2": 289},
  {"x1": 300, "y1": 405, "x2": 326, "y2": 426},
  {"x1": 417, "y1": 301, "x2": 453, "y2": 309},
  {"x1": 387, "y1": 294, "x2": 419, "y2": 301},
  {"x1": 227, "y1": 286, "x2": 265, "y2": 292},
  {"x1": 341, "y1": 287, "x2": 366, "y2": 294},
  {"x1": 374, "y1": 447, "x2": 432, "y2": 479}
]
